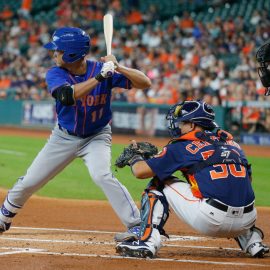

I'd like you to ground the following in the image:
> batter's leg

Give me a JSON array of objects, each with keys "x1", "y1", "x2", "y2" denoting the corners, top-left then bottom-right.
[
  {"x1": 79, "y1": 132, "x2": 140, "y2": 228},
  {"x1": 0, "y1": 129, "x2": 78, "y2": 231}
]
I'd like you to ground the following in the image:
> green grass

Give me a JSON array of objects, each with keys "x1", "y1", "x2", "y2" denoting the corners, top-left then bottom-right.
[
  {"x1": 248, "y1": 156, "x2": 270, "y2": 206},
  {"x1": 0, "y1": 135, "x2": 269, "y2": 206},
  {"x1": 0, "y1": 136, "x2": 146, "y2": 201}
]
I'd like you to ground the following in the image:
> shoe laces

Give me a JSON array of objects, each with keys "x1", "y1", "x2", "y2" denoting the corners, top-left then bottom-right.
[{"x1": 128, "y1": 226, "x2": 141, "y2": 236}]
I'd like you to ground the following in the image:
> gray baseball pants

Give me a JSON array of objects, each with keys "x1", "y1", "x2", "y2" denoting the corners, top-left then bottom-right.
[{"x1": 0, "y1": 125, "x2": 140, "y2": 229}]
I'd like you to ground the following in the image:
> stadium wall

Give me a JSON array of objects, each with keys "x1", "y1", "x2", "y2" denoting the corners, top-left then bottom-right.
[
  {"x1": 0, "y1": 100, "x2": 226, "y2": 136},
  {"x1": 2, "y1": 100, "x2": 270, "y2": 145}
]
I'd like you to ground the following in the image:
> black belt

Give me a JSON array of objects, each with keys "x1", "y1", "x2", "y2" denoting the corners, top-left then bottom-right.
[
  {"x1": 58, "y1": 124, "x2": 96, "y2": 138},
  {"x1": 206, "y1": 198, "x2": 254, "y2": 213}
]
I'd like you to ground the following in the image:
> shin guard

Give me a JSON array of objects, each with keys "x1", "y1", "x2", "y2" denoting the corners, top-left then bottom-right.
[{"x1": 139, "y1": 189, "x2": 169, "y2": 241}]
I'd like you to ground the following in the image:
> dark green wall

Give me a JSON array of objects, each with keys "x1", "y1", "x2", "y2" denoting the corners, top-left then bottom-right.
[{"x1": 0, "y1": 100, "x2": 23, "y2": 125}]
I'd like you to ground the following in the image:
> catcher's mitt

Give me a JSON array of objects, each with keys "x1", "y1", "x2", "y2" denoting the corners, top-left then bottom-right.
[{"x1": 115, "y1": 141, "x2": 158, "y2": 168}]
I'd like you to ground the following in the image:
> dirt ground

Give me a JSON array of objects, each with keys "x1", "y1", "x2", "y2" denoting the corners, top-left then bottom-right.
[{"x1": 0, "y1": 127, "x2": 269, "y2": 270}]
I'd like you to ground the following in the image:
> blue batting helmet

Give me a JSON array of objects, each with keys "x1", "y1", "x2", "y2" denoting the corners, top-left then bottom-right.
[
  {"x1": 44, "y1": 27, "x2": 90, "y2": 63},
  {"x1": 166, "y1": 100, "x2": 218, "y2": 137}
]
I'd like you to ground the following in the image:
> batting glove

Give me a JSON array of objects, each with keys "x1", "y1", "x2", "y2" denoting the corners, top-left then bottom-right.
[{"x1": 95, "y1": 61, "x2": 115, "y2": 82}]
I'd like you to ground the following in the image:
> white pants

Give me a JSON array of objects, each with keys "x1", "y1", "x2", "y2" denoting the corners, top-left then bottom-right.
[{"x1": 163, "y1": 182, "x2": 257, "y2": 238}]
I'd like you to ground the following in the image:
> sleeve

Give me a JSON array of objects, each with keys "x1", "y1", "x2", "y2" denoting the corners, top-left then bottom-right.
[
  {"x1": 46, "y1": 67, "x2": 70, "y2": 94},
  {"x1": 146, "y1": 144, "x2": 188, "y2": 181},
  {"x1": 111, "y1": 72, "x2": 132, "y2": 89},
  {"x1": 239, "y1": 147, "x2": 252, "y2": 177}
]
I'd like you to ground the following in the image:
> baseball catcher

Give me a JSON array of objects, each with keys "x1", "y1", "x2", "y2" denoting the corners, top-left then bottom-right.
[{"x1": 115, "y1": 100, "x2": 269, "y2": 259}]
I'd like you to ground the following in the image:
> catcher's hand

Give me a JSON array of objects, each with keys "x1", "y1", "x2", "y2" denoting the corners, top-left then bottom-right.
[{"x1": 115, "y1": 141, "x2": 158, "y2": 168}]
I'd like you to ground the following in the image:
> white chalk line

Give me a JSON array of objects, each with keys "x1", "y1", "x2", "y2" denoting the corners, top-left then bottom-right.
[
  {"x1": 1, "y1": 226, "x2": 269, "y2": 267},
  {"x1": 0, "y1": 149, "x2": 26, "y2": 156},
  {"x1": 0, "y1": 248, "x2": 268, "y2": 267},
  {"x1": 11, "y1": 226, "x2": 206, "y2": 241},
  {"x1": 0, "y1": 247, "x2": 45, "y2": 256},
  {"x1": 1, "y1": 247, "x2": 44, "y2": 251},
  {"x1": 0, "y1": 251, "x2": 30, "y2": 256},
  {"x1": 0, "y1": 236, "x2": 240, "y2": 251},
  {"x1": 1, "y1": 236, "x2": 112, "y2": 245}
]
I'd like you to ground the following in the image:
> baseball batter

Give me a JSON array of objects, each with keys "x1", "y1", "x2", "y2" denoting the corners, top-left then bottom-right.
[
  {"x1": 0, "y1": 27, "x2": 152, "y2": 232},
  {"x1": 116, "y1": 100, "x2": 269, "y2": 258}
]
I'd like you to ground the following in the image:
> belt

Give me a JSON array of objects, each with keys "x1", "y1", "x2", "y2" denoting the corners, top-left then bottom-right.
[
  {"x1": 206, "y1": 198, "x2": 254, "y2": 214},
  {"x1": 58, "y1": 124, "x2": 95, "y2": 138}
]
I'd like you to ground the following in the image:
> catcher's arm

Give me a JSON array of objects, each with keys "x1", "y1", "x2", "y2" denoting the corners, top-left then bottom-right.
[{"x1": 131, "y1": 160, "x2": 154, "y2": 179}]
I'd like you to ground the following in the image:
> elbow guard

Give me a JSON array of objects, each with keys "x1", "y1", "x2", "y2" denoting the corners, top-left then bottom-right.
[{"x1": 52, "y1": 85, "x2": 75, "y2": 106}]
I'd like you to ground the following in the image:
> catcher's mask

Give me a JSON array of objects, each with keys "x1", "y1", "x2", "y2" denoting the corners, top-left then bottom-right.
[
  {"x1": 166, "y1": 100, "x2": 218, "y2": 138},
  {"x1": 44, "y1": 27, "x2": 90, "y2": 63},
  {"x1": 256, "y1": 42, "x2": 270, "y2": 96}
]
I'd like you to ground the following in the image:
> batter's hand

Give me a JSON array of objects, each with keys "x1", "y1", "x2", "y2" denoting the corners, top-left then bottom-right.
[
  {"x1": 100, "y1": 61, "x2": 115, "y2": 78},
  {"x1": 101, "y1": 55, "x2": 119, "y2": 69}
]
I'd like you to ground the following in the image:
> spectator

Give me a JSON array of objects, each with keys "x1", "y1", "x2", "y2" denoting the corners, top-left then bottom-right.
[
  {"x1": 0, "y1": 0, "x2": 269, "y2": 135},
  {"x1": 0, "y1": 5, "x2": 14, "y2": 21}
]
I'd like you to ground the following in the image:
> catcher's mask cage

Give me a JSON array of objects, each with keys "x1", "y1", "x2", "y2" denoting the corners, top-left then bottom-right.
[
  {"x1": 256, "y1": 42, "x2": 270, "y2": 96},
  {"x1": 44, "y1": 27, "x2": 90, "y2": 63},
  {"x1": 166, "y1": 100, "x2": 218, "y2": 137}
]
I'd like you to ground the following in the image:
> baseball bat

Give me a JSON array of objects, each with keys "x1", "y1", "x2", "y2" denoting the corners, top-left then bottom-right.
[{"x1": 103, "y1": 14, "x2": 113, "y2": 55}]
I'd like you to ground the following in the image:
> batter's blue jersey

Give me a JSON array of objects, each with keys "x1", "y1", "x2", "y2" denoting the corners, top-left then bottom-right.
[
  {"x1": 146, "y1": 131, "x2": 255, "y2": 207},
  {"x1": 46, "y1": 60, "x2": 131, "y2": 136}
]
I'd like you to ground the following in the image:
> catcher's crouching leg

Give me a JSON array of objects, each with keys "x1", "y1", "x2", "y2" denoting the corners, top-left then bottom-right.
[
  {"x1": 116, "y1": 181, "x2": 169, "y2": 258},
  {"x1": 139, "y1": 188, "x2": 169, "y2": 242},
  {"x1": 235, "y1": 226, "x2": 269, "y2": 258}
]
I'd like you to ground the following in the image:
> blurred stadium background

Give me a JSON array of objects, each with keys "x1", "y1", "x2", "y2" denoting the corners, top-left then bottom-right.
[{"x1": 0, "y1": 0, "x2": 270, "y2": 144}]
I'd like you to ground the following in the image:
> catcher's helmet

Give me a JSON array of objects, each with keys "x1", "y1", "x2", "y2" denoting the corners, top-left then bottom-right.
[
  {"x1": 166, "y1": 100, "x2": 218, "y2": 137},
  {"x1": 256, "y1": 42, "x2": 270, "y2": 96},
  {"x1": 44, "y1": 27, "x2": 90, "y2": 63}
]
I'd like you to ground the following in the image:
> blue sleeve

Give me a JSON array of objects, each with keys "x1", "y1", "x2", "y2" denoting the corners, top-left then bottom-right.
[
  {"x1": 146, "y1": 144, "x2": 187, "y2": 181},
  {"x1": 112, "y1": 72, "x2": 132, "y2": 89},
  {"x1": 46, "y1": 67, "x2": 70, "y2": 94}
]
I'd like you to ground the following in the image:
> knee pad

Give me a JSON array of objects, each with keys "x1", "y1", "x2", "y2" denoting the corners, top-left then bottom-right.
[
  {"x1": 139, "y1": 189, "x2": 169, "y2": 241},
  {"x1": 235, "y1": 226, "x2": 264, "y2": 252}
]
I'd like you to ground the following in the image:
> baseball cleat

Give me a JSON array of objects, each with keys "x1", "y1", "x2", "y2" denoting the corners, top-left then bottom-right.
[
  {"x1": 116, "y1": 240, "x2": 156, "y2": 258},
  {"x1": 247, "y1": 242, "x2": 269, "y2": 258},
  {"x1": 114, "y1": 225, "x2": 141, "y2": 242},
  {"x1": 0, "y1": 221, "x2": 11, "y2": 233}
]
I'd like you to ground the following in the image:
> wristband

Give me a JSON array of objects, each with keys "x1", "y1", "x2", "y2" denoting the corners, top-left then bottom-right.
[
  {"x1": 128, "y1": 154, "x2": 144, "y2": 167},
  {"x1": 95, "y1": 73, "x2": 105, "y2": 82}
]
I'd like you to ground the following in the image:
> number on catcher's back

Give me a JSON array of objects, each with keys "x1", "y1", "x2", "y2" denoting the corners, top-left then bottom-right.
[{"x1": 201, "y1": 150, "x2": 246, "y2": 180}]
